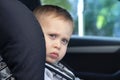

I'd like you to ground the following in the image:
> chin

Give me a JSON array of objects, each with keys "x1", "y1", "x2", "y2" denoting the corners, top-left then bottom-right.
[{"x1": 46, "y1": 60, "x2": 58, "y2": 64}]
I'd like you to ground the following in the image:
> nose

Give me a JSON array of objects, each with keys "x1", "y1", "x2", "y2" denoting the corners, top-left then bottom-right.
[{"x1": 53, "y1": 41, "x2": 61, "y2": 50}]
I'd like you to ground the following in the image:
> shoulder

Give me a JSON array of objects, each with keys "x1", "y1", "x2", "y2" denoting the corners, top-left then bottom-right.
[
  {"x1": 44, "y1": 68, "x2": 53, "y2": 80},
  {"x1": 0, "y1": 56, "x2": 15, "y2": 80},
  {"x1": 45, "y1": 62, "x2": 75, "y2": 80}
]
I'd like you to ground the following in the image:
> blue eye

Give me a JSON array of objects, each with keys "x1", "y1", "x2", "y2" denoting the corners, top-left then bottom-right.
[
  {"x1": 49, "y1": 34, "x2": 56, "y2": 39},
  {"x1": 62, "y1": 39, "x2": 69, "y2": 45}
]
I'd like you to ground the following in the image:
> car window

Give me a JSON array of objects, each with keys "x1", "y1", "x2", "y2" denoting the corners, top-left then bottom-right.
[{"x1": 41, "y1": 0, "x2": 120, "y2": 38}]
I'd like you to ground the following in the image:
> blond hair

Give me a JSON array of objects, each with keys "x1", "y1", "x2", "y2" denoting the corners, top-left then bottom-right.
[{"x1": 33, "y1": 5, "x2": 73, "y2": 23}]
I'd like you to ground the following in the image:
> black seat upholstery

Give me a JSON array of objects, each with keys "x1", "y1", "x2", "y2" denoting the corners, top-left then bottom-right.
[
  {"x1": 75, "y1": 70, "x2": 120, "y2": 80},
  {"x1": 0, "y1": 0, "x2": 45, "y2": 80},
  {"x1": 18, "y1": 0, "x2": 41, "y2": 11}
]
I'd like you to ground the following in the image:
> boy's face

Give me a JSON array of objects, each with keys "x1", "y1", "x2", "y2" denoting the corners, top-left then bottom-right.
[{"x1": 39, "y1": 16, "x2": 73, "y2": 64}]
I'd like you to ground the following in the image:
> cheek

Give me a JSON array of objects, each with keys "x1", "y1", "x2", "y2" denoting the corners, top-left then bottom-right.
[
  {"x1": 45, "y1": 39, "x2": 51, "y2": 49},
  {"x1": 59, "y1": 47, "x2": 67, "y2": 60},
  {"x1": 44, "y1": 37, "x2": 50, "y2": 50},
  {"x1": 44, "y1": 35, "x2": 51, "y2": 45}
]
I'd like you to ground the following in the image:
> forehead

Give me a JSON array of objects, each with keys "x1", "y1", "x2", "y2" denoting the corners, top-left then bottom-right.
[
  {"x1": 46, "y1": 16, "x2": 73, "y2": 29},
  {"x1": 38, "y1": 12, "x2": 73, "y2": 24},
  {"x1": 41, "y1": 16, "x2": 73, "y2": 37},
  {"x1": 41, "y1": 14, "x2": 73, "y2": 28}
]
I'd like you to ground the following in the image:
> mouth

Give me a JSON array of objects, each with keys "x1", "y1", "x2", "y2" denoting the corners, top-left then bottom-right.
[{"x1": 49, "y1": 52, "x2": 59, "y2": 59}]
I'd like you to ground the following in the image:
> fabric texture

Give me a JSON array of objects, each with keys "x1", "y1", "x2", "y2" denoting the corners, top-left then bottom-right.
[
  {"x1": 45, "y1": 62, "x2": 80, "y2": 80},
  {"x1": 0, "y1": 56, "x2": 15, "y2": 80},
  {"x1": 0, "y1": 0, "x2": 45, "y2": 80},
  {"x1": 18, "y1": 0, "x2": 41, "y2": 11}
]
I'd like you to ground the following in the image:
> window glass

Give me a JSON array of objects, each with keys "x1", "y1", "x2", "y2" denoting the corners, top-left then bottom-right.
[
  {"x1": 83, "y1": 0, "x2": 120, "y2": 38},
  {"x1": 41, "y1": 0, "x2": 120, "y2": 38}
]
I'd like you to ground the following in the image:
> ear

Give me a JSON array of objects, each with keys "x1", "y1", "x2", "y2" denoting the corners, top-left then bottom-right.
[{"x1": 0, "y1": 0, "x2": 45, "y2": 80}]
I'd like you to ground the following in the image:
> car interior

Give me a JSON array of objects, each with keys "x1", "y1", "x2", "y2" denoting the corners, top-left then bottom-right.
[
  {"x1": 38, "y1": 0, "x2": 120, "y2": 79},
  {"x1": 62, "y1": 36, "x2": 120, "y2": 80},
  {"x1": 7, "y1": 0, "x2": 120, "y2": 80}
]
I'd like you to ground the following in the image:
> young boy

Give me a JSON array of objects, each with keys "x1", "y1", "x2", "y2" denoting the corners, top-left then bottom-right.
[{"x1": 33, "y1": 5, "x2": 80, "y2": 80}]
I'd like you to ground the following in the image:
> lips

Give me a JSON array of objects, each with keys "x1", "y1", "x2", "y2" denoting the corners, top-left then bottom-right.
[{"x1": 50, "y1": 52, "x2": 59, "y2": 59}]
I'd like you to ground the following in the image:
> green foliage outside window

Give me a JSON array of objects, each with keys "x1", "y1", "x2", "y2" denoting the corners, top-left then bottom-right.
[{"x1": 41, "y1": 0, "x2": 120, "y2": 37}]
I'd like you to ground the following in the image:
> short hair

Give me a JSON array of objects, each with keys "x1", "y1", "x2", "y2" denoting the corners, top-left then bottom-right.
[{"x1": 33, "y1": 5, "x2": 73, "y2": 23}]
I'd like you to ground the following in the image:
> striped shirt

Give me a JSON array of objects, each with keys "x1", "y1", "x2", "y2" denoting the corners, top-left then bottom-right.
[
  {"x1": 0, "y1": 56, "x2": 15, "y2": 80},
  {"x1": 45, "y1": 62, "x2": 80, "y2": 80}
]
